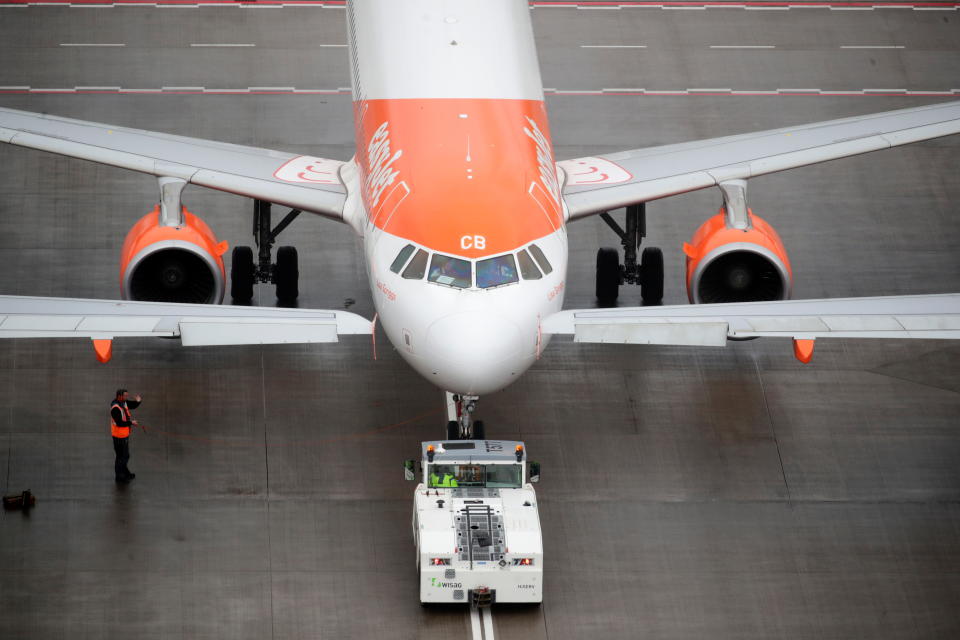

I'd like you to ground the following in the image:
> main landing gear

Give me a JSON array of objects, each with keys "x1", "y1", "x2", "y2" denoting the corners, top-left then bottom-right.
[
  {"x1": 445, "y1": 392, "x2": 485, "y2": 440},
  {"x1": 596, "y1": 202, "x2": 664, "y2": 307},
  {"x1": 231, "y1": 199, "x2": 302, "y2": 306}
]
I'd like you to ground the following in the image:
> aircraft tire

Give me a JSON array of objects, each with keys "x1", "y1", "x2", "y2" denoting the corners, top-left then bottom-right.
[
  {"x1": 230, "y1": 245, "x2": 255, "y2": 303},
  {"x1": 640, "y1": 246, "x2": 664, "y2": 305},
  {"x1": 596, "y1": 247, "x2": 620, "y2": 305},
  {"x1": 275, "y1": 245, "x2": 299, "y2": 305}
]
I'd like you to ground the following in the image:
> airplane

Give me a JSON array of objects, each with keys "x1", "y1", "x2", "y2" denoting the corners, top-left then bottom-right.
[{"x1": 1, "y1": 0, "x2": 959, "y2": 439}]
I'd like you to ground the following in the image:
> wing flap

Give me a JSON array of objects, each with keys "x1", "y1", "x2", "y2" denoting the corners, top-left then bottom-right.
[
  {"x1": 0, "y1": 296, "x2": 372, "y2": 347},
  {"x1": 543, "y1": 294, "x2": 960, "y2": 350},
  {"x1": 179, "y1": 319, "x2": 340, "y2": 346}
]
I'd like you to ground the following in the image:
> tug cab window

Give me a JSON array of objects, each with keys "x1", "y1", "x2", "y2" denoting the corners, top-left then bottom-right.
[
  {"x1": 527, "y1": 244, "x2": 553, "y2": 275},
  {"x1": 402, "y1": 249, "x2": 429, "y2": 280},
  {"x1": 390, "y1": 244, "x2": 416, "y2": 273},
  {"x1": 476, "y1": 254, "x2": 519, "y2": 289},
  {"x1": 427, "y1": 464, "x2": 523, "y2": 489},
  {"x1": 428, "y1": 254, "x2": 472, "y2": 288},
  {"x1": 516, "y1": 249, "x2": 542, "y2": 280}
]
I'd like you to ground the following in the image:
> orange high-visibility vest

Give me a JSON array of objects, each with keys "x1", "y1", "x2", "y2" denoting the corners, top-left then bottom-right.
[{"x1": 110, "y1": 401, "x2": 132, "y2": 438}]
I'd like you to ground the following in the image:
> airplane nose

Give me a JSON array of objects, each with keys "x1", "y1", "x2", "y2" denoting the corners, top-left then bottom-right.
[{"x1": 424, "y1": 312, "x2": 526, "y2": 394}]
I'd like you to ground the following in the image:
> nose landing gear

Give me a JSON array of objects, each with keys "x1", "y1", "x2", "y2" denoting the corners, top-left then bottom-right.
[{"x1": 445, "y1": 392, "x2": 485, "y2": 440}]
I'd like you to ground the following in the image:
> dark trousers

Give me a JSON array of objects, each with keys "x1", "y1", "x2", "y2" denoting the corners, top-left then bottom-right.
[{"x1": 113, "y1": 436, "x2": 131, "y2": 480}]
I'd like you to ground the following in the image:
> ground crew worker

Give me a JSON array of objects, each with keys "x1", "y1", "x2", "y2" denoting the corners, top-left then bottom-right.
[
  {"x1": 111, "y1": 389, "x2": 142, "y2": 483},
  {"x1": 430, "y1": 468, "x2": 458, "y2": 487}
]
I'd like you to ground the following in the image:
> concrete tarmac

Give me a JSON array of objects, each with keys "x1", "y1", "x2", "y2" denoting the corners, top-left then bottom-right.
[{"x1": 1, "y1": 4, "x2": 959, "y2": 639}]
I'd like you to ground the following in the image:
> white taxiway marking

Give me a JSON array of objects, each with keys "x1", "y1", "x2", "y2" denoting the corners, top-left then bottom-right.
[
  {"x1": 710, "y1": 45, "x2": 776, "y2": 49},
  {"x1": 190, "y1": 43, "x2": 256, "y2": 47},
  {"x1": 469, "y1": 607, "x2": 496, "y2": 640},
  {"x1": 580, "y1": 44, "x2": 647, "y2": 49},
  {"x1": 59, "y1": 43, "x2": 125, "y2": 47},
  {"x1": 317, "y1": 44, "x2": 348, "y2": 47},
  {"x1": 840, "y1": 45, "x2": 906, "y2": 49}
]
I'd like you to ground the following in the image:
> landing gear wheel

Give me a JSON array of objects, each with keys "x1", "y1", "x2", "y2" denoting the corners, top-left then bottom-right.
[
  {"x1": 275, "y1": 245, "x2": 299, "y2": 305},
  {"x1": 230, "y1": 245, "x2": 255, "y2": 303},
  {"x1": 640, "y1": 246, "x2": 664, "y2": 305},
  {"x1": 446, "y1": 420, "x2": 459, "y2": 441},
  {"x1": 472, "y1": 420, "x2": 485, "y2": 441},
  {"x1": 595, "y1": 247, "x2": 620, "y2": 306}
]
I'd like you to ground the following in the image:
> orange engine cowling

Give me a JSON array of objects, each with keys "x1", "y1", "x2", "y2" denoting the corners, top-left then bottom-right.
[
  {"x1": 684, "y1": 209, "x2": 792, "y2": 304},
  {"x1": 120, "y1": 205, "x2": 228, "y2": 304}
]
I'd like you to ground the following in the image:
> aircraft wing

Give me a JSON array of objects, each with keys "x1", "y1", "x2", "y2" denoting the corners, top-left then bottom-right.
[
  {"x1": 0, "y1": 295, "x2": 372, "y2": 361},
  {"x1": 559, "y1": 101, "x2": 960, "y2": 221},
  {"x1": 542, "y1": 294, "x2": 960, "y2": 361},
  {"x1": 0, "y1": 107, "x2": 348, "y2": 221}
]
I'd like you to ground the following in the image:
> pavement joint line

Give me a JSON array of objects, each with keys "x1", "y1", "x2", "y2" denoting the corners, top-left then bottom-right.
[
  {"x1": 1, "y1": 87, "x2": 956, "y2": 97},
  {"x1": 190, "y1": 43, "x2": 256, "y2": 46},
  {"x1": 7, "y1": 1, "x2": 957, "y2": 9},
  {"x1": 710, "y1": 44, "x2": 776, "y2": 48},
  {"x1": 581, "y1": 44, "x2": 648, "y2": 48},
  {"x1": 840, "y1": 45, "x2": 905, "y2": 48},
  {"x1": 60, "y1": 43, "x2": 126, "y2": 46}
]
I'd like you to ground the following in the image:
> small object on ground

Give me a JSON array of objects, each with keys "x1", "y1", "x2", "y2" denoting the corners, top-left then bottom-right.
[{"x1": 3, "y1": 490, "x2": 36, "y2": 512}]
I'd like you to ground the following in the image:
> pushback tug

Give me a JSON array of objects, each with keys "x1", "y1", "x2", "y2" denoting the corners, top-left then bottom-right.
[{"x1": 405, "y1": 440, "x2": 543, "y2": 606}]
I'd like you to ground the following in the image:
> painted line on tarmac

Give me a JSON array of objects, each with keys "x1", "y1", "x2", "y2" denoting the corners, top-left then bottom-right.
[
  {"x1": 0, "y1": 86, "x2": 957, "y2": 97},
  {"x1": 469, "y1": 606, "x2": 496, "y2": 640},
  {"x1": 2, "y1": 1, "x2": 958, "y2": 11}
]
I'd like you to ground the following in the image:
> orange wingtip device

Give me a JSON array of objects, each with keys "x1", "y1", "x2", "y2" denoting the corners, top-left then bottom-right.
[
  {"x1": 792, "y1": 338, "x2": 815, "y2": 364},
  {"x1": 93, "y1": 339, "x2": 113, "y2": 364}
]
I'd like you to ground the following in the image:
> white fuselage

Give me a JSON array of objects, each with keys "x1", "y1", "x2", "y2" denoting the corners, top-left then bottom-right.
[{"x1": 342, "y1": 0, "x2": 568, "y2": 395}]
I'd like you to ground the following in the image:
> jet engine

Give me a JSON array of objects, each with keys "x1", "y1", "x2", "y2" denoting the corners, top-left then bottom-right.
[
  {"x1": 684, "y1": 209, "x2": 792, "y2": 304},
  {"x1": 120, "y1": 205, "x2": 228, "y2": 304}
]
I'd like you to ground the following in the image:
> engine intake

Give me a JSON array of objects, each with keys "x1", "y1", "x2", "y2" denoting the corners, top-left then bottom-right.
[
  {"x1": 684, "y1": 210, "x2": 792, "y2": 304},
  {"x1": 120, "y1": 206, "x2": 227, "y2": 304}
]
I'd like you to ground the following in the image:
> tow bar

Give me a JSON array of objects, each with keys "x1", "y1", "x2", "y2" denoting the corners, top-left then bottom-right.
[{"x1": 469, "y1": 587, "x2": 496, "y2": 608}]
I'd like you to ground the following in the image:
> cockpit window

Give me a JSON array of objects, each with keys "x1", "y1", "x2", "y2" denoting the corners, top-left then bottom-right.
[
  {"x1": 389, "y1": 244, "x2": 416, "y2": 273},
  {"x1": 476, "y1": 254, "x2": 519, "y2": 289},
  {"x1": 527, "y1": 244, "x2": 552, "y2": 275},
  {"x1": 516, "y1": 250, "x2": 542, "y2": 280},
  {"x1": 428, "y1": 254, "x2": 472, "y2": 288},
  {"x1": 402, "y1": 249, "x2": 429, "y2": 280}
]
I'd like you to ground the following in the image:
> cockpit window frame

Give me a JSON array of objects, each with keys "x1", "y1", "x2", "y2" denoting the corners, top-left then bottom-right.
[
  {"x1": 527, "y1": 243, "x2": 553, "y2": 275},
  {"x1": 401, "y1": 248, "x2": 430, "y2": 280},
  {"x1": 389, "y1": 244, "x2": 417, "y2": 274},
  {"x1": 427, "y1": 253, "x2": 473, "y2": 289},
  {"x1": 516, "y1": 249, "x2": 543, "y2": 280},
  {"x1": 476, "y1": 253, "x2": 520, "y2": 289}
]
